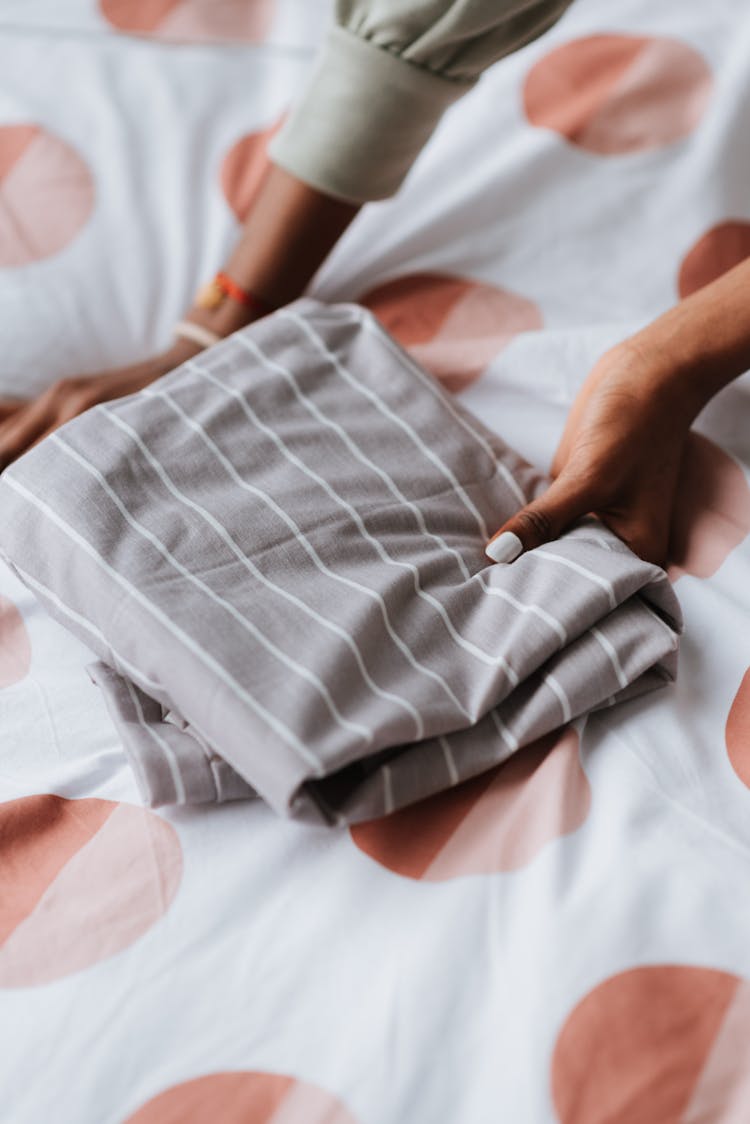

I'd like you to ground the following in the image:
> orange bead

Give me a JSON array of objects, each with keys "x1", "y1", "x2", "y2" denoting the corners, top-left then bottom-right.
[{"x1": 195, "y1": 279, "x2": 225, "y2": 310}]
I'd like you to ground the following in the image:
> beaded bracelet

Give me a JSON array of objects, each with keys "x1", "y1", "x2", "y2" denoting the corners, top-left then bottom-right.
[
  {"x1": 173, "y1": 320, "x2": 222, "y2": 352},
  {"x1": 195, "y1": 271, "x2": 274, "y2": 316}
]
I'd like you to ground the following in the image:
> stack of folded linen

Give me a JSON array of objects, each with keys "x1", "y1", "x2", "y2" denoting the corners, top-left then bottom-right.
[{"x1": 0, "y1": 300, "x2": 681, "y2": 825}]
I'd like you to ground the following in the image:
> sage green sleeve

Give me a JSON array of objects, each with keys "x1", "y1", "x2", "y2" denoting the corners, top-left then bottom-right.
[{"x1": 267, "y1": 0, "x2": 574, "y2": 204}]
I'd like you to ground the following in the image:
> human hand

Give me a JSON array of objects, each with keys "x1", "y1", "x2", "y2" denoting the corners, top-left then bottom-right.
[
  {"x1": 484, "y1": 341, "x2": 698, "y2": 568},
  {"x1": 0, "y1": 338, "x2": 202, "y2": 472}
]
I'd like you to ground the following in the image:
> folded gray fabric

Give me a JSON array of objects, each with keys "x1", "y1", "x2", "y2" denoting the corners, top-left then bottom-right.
[{"x1": 0, "y1": 299, "x2": 681, "y2": 825}]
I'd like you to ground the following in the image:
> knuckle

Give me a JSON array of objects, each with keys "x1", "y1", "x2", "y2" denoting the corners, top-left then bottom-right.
[
  {"x1": 51, "y1": 379, "x2": 94, "y2": 415},
  {"x1": 56, "y1": 376, "x2": 92, "y2": 400},
  {"x1": 54, "y1": 376, "x2": 80, "y2": 395},
  {"x1": 70, "y1": 391, "x2": 94, "y2": 412},
  {"x1": 56, "y1": 404, "x2": 87, "y2": 428},
  {"x1": 516, "y1": 506, "x2": 554, "y2": 544},
  {"x1": 625, "y1": 532, "x2": 665, "y2": 567}
]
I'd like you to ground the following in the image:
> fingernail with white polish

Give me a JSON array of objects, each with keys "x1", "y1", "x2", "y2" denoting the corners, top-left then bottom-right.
[{"x1": 485, "y1": 531, "x2": 523, "y2": 564}]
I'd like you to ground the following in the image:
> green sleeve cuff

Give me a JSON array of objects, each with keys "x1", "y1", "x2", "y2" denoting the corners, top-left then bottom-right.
[{"x1": 267, "y1": 23, "x2": 475, "y2": 204}]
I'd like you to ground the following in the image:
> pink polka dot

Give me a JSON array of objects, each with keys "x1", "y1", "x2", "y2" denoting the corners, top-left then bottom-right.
[
  {"x1": 667, "y1": 433, "x2": 750, "y2": 581},
  {"x1": 0, "y1": 124, "x2": 94, "y2": 266},
  {"x1": 552, "y1": 966, "x2": 750, "y2": 1123},
  {"x1": 678, "y1": 221, "x2": 750, "y2": 298},
  {"x1": 360, "y1": 273, "x2": 542, "y2": 392},
  {"x1": 726, "y1": 669, "x2": 750, "y2": 790},
  {"x1": 100, "y1": 0, "x2": 274, "y2": 43},
  {"x1": 220, "y1": 117, "x2": 285, "y2": 223},
  {"x1": 524, "y1": 35, "x2": 712, "y2": 155},
  {"x1": 124, "y1": 1071, "x2": 359, "y2": 1123},
  {"x1": 0, "y1": 794, "x2": 182, "y2": 987},
  {"x1": 351, "y1": 728, "x2": 589, "y2": 880},
  {"x1": 0, "y1": 596, "x2": 31, "y2": 687}
]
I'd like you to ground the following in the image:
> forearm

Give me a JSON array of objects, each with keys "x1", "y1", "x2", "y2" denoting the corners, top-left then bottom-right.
[
  {"x1": 180, "y1": 0, "x2": 577, "y2": 341},
  {"x1": 267, "y1": 0, "x2": 575, "y2": 203},
  {"x1": 626, "y1": 257, "x2": 750, "y2": 421},
  {"x1": 185, "y1": 163, "x2": 360, "y2": 340}
]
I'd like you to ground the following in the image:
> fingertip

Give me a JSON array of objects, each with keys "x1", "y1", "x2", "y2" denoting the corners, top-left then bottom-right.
[{"x1": 484, "y1": 530, "x2": 523, "y2": 564}]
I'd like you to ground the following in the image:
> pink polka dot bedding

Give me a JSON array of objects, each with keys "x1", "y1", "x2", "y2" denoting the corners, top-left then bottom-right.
[{"x1": 1, "y1": 1, "x2": 749, "y2": 1121}]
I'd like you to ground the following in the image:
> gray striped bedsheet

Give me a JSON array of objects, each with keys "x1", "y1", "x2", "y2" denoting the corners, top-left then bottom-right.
[{"x1": 0, "y1": 299, "x2": 682, "y2": 826}]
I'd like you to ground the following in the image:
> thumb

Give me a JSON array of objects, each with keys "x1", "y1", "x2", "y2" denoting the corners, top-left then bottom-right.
[{"x1": 485, "y1": 473, "x2": 591, "y2": 563}]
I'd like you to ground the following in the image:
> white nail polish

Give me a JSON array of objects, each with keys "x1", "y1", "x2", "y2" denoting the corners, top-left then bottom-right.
[{"x1": 485, "y1": 531, "x2": 523, "y2": 564}]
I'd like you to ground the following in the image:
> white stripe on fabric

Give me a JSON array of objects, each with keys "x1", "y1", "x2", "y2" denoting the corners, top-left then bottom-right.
[
  {"x1": 229, "y1": 335, "x2": 473, "y2": 582},
  {"x1": 51, "y1": 434, "x2": 373, "y2": 748},
  {"x1": 3, "y1": 475, "x2": 324, "y2": 774},
  {"x1": 476, "y1": 571, "x2": 567, "y2": 644},
  {"x1": 7, "y1": 560, "x2": 164, "y2": 696},
  {"x1": 283, "y1": 308, "x2": 493, "y2": 540},
  {"x1": 121, "y1": 674, "x2": 187, "y2": 804},
  {"x1": 546, "y1": 673, "x2": 572, "y2": 723},
  {"x1": 590, "y1": 625, "x2": 629, "y2": 689},
  {"x1": 229, "y1": 335, "x2": 474, "y2": 586},
  {"x1": 439, "y1": 736, "x2": 460, "y2": 785},
  {"x1": 534, "y1": 548, "x2": 618, "y2": 610},
  {"x1": 8, "y1": 557, "x2": 231, "y2": 795},
  {"x1": 98, "y1": 410, "x2": 424, "y2": 743},
  {"x1": 323, "y1": 303, "x2": 528, "y2": 510},
  {"x1": 137, "y1": 388, "x2": 472, "y2": 723},
  {"x1": 191, "y1": 356, "x2": 518, "y2": 686},
  {"x1": 490, "y1": 708, "x2": 518, "y2": 752},
  {"x1": 12, "y1": 563, "x2": 250, "y2": 804}
]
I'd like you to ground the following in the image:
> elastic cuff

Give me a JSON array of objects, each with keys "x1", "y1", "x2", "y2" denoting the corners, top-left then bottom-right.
[{"x1": 267, "y1": 23, "x2": 475, "y2": 204}]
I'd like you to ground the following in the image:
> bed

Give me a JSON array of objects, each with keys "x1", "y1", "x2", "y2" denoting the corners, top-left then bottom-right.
[{"x1": 1, "y1": 1, "x2": 750, "y2": 1120}]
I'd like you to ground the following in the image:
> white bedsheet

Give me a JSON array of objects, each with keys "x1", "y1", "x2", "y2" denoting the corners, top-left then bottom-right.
[{"x1": 2, "y1": 1, "x2": 750, "y2": 1121}]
